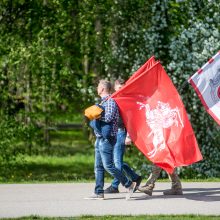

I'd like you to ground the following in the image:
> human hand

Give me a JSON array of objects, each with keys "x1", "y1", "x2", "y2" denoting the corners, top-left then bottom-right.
[{"x1": 125, "y1": 136, "x2": 132, "y2": 145}]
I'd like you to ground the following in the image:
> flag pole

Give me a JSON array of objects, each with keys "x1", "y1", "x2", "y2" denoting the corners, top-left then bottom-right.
[{"x1": 178, "y1": 79, "x2": 189, "y2": 93}]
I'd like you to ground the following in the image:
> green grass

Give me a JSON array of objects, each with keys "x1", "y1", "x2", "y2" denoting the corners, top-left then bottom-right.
[
  {"x1": 0, "y1": 128, "x2": 96, "y2": 183},
  {"x1": 1, "y1": 215, "x2": 220, "y2": 220},
  {"x1": 0, "y1": 154, "x2": 95, "y2": 183},
  {"x1": 1, "y1": 127, "x2": 220, "y2": 183},
  {"x1": 52, "y1": 112, "x2": 84, "y2": 124},
  {"x1": 30, "y1": 130, "x2": 91, "y2": 156},
  {"x1": 2, "y1": 152, "x2": 220, "y2": 183}
]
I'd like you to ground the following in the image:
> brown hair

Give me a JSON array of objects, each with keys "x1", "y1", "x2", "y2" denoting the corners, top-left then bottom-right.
[{"x1": 114, "y1": 78, "x2": 125, "y2": 86}]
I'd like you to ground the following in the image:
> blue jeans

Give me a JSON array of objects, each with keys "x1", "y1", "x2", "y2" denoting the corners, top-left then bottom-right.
[
  {"x1": 111, "y1": 129, "x2": 140, "y2": 190},
  {"x1": 94, "y1": 137, "x2": 132, "y2": 195}
]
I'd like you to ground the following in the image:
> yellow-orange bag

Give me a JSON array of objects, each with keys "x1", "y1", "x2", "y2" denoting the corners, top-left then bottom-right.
[{"x1": 84, "y1": 104, "x2": 103, "y2": 120}]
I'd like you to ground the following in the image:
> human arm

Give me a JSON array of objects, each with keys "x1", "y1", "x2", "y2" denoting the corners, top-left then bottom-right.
[{"x1": 125, "y1": 133, "x2": 132, "y2": 145}]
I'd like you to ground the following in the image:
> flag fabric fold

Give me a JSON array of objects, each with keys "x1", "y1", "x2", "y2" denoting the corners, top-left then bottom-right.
[
  {"x1": 189, "y1": 51, "x2": 220, "y2": 125},
  {"x1": 125, "y1": 56, "x2": 157, "y2": 85},
  {"x1": 112, "y1": 59, "x2": 202, "y2": 173}
]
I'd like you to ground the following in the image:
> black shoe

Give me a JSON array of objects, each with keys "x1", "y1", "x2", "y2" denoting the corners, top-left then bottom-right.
[
  {"x1": 104, "y1": 185, "x2": 119, "y2": 194},
  {"x1": 134, "y1": 176, "x2": 142, "y2": 192}
]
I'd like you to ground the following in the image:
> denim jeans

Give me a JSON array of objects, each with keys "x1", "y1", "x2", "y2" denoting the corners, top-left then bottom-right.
[
  {"x1": 111, "y1": 129, "x2": 140, "y2": 190},
  {"x1": 94, "y1": 137, "x2": 132, "y2": 195}
]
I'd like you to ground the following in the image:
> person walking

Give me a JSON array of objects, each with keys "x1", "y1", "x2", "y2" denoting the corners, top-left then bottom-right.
[
  {"x1": 104, "y1": 79, "x2": 142, "y2": 194},
  {"x1": 85, "y1": 79, "x2": 136, "y2": 200},
  {"x1": 138, "y1": 164, "x2": 183, "y2": 196}
]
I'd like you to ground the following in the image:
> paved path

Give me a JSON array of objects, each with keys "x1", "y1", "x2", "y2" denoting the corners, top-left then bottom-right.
[{"x1": 0, "y1": 182, "x2": 220, "y2": 218}]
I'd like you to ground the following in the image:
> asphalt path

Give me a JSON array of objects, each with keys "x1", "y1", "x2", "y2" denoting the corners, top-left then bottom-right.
[{"x1": 0, "y1": 182, "x2": 220, "y2": 218}]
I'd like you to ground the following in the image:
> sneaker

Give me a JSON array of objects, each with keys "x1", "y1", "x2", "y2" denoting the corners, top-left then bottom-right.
[
  {"x1": 163, "y1": 188, "x2": 183, "y2": 195},
  {"x1": 104, "y1": 185, "x2": 119, "y2": 194},
  {"x1": 84, "y1": 193, "x2": 104, "y2": 200},
  {"x1": 126, "y1": 182, "x2": 137, "y2": 200},
  {"x1": 134, "y1": 176, "x2": 142, "y2": 192},
  {"x1": 138, "y1": 183, "x2": 154, "y2": 196}
]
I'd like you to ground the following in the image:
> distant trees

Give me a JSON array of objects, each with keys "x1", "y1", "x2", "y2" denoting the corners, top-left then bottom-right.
[
  {"x1": 167, "y1": 0, "x2": 220, "y2": 177},
  {"x1": 0, "y1": 0, "x2": 219, "y2": 177}
]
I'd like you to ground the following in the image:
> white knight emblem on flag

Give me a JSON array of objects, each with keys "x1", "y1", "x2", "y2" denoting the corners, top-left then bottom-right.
[{"x1": 137, "y1": 101, "x2": 184, "y2": 158}]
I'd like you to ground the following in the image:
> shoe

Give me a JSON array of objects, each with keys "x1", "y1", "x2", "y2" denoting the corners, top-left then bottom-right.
[
  {"x1": 138, "y1": 183, "x2": 154, "y2": 196},
  {"x1": 134, "y1": 176, "x2": 142, "y2": 192},
  {"x1": 104, "y1": 185, "x2": 119, "y2": 194},
  {"x1": 126, "y1": 182, "x2": 136, "y2": 200},
  {"x1": 84, "y1": 193, "x2": 104, "y2": 200},
  {"x1": 163, "y1": 188, "x2": 183, "y2": 195}
]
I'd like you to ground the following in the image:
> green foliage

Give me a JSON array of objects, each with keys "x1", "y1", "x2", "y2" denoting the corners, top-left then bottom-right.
[
  {"x1": 3, "y1": 215, "x2": 220, "y2": 220},
  {"x1": 167, "y1": 0, "x2": 220, "y2": 177},
  {"x1": 0, "y1": 0, "x2": 219, "y2": 180},
  {"x1": 14, "y1": 154, "x2": 94, "y2": 182},
  {"x1": 0, "y1": 116, "x2": 26, "y2": 179},
  {"x1": 0, "y1": 128, "x2": 93, "y2": 182}
]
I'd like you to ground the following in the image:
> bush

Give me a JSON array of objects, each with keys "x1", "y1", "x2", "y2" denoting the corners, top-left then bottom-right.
[
  {"x1": 167, "y1": 0, "x2": 220, "y2": 178},
  {"x1": 0, "y1": 116, "x2": 27, "y2": 180}
]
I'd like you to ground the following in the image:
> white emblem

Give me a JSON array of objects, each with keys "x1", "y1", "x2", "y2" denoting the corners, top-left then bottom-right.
[
  {"x1": 209, "y1": 68, "x2": 220, "y2": 103},
  {"x1": 137, "y1": 101, "x2": 184, "y2": 158}
]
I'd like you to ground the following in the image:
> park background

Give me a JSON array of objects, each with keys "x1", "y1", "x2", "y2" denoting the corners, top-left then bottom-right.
[{"x1": 0, "y1": 0, "x2": 219, "y2": 183}]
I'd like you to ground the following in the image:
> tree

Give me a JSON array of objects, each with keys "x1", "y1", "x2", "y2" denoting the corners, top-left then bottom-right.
[
  {"x1": 0, "y1": 0, "x2": 219, "y2": 177},
  {"x1": 167, "y1": 0, "x2": 220, "y2": 177}
]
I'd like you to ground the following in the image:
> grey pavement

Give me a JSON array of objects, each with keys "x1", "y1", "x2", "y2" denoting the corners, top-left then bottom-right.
[{"x1": 0, "y1": 182, "x2": 220, "y2": 218}]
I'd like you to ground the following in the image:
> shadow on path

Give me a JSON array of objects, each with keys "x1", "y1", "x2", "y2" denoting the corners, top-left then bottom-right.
[{"x1": 132, "y1": 187, "x2": 220, "y2": 202}]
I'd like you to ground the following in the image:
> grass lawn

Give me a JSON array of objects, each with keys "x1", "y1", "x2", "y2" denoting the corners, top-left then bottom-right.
[
  {"x1": 0, "y1": 128, "x2": 143, "y2": 183},
  {"x1": 1, "y1": 126, "x2": 220, "y2": 219},
  {"x1": 2, "y1": 215, "x2": 220, "y2": 220},
  {"x1": 0, "y1": 129, "x2": 95, "y2": 183},
  {"x1": 1, "y1": 128, "x2": 220, "y2": 183},
  {"x1": 3, "y1": 153, "x2": 220, "y2": 183}
]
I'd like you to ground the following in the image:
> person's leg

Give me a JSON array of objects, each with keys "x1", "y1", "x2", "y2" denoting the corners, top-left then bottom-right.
[
  {"x1": 122, "y1": 163, "x2": 142, "y2": 190},
  {"x1": 99, "y1": 137, "x2": 130, "y2": 186},
  {"x1": 138, "y1": 164, "x2": 162, "y2": 196},
  {"x1": 99, "y1": 137, "x2": 136, "y2": 199},
  {"x1": 85, "y1": 138, "x2": 104, "y2": 200},
  {"x1": 114, "y1": 131, "x2": 142, "y2": 190},
  {"x1": 163, "y1": 169, "x2": 183, "y2": 195},
  {"x1": 94, "y1": 138, "x2": 105, "y2": 195},
  {"x1": 122, "y1": 163, "x2": 140, "y2": 181},
  {"x1": 105, "y1": 130, "x2": 142, "y2": 193},
  {"x1": 111, "y1": 130, "x2": 126, "y2": 190}
]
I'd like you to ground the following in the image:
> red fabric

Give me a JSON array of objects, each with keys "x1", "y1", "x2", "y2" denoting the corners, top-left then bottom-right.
[
  {"x1": 125, "y1": 56, "x2": 156, "y2": 85},
  {"x1": 112, "y1": 61, "x2": 203, "y2": 173}
]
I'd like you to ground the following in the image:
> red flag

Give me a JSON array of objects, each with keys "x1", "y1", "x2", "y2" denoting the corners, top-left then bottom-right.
[
  {"x1": 112, "y1": 61, "x2": 203, "y2": 173},
  {"x1": 189, "y1": 51, "x2": 220, "y2": 125},
  {"x1": 125, "y1": 56, "x2": 156, "y2": 85}
]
